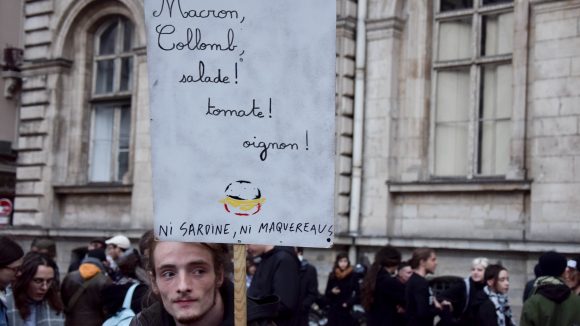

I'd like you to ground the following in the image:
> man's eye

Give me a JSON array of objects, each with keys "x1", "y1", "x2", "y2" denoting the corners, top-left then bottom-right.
[
  {"x1": 161, "y1": 271, "x2": 176, "y2": 279},
  {"x1": 191, "y1": 268, "x2": 207, "y2": 276}
]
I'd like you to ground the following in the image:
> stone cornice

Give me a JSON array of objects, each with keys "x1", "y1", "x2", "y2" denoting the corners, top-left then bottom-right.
[
  {"x1": 21, "y1": 58, "x2": 73, "y2": 72},
  {"x1": 366, "y1": 16, "x2": 405, "y2": 33},
  {"x1": 388, "y1": 179, "x2": 532, "y2": 193},
  {"x1": 354, "y1": 236, "x2": 580, "y2": 255}
]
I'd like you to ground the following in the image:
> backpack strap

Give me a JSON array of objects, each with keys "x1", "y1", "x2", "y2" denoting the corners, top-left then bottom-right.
[
  {"x1": 122, "y1": 283, "x2": 139, "y2": 309},
  {"x1": 66, "y1": 273, "x2": 105, "y2": 312},
  {"x1": 463, "y1": 277, "x2": 470, "y2": 314}
]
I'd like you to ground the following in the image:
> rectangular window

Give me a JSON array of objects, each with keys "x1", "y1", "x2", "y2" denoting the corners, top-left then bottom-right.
[
  {"x1": 432, "y1": 0, "x2": 513, "y2": 177},
  {"x1": 89, "y1": 17, "x2": 134, "y2": 184},
  {"x1": 89, "y1": 104, "x2": 130, "y2": 182}
]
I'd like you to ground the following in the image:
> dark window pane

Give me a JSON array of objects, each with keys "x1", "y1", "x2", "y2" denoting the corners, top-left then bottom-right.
[
  {"x1": 482, "y1": 0, "x2": 512, "y2": 6},
  {"x1": 119, "y1": 107, "x2": 131, "y2": 149},
  {"x1": 99, "y1": 22, "x2": 118, "y2": 55},
  {"x1": 440, "y1": 0, "x2": 473, "y2": 12},
  {"x1": 117, "y1": 151, "x2": 129, "y2": 181},
  {"x1": 481, "y1": 13, "x2": 513, "y2": 56},
  {"x1": 120, "y1": 57, "x2": 132, "y2": 91},
  {"x1": 95, "y1": 59, "x2": 115, "y2": 94},
  {"x1": 123, "y1": 19, "x2": 133, "y2": 52}
]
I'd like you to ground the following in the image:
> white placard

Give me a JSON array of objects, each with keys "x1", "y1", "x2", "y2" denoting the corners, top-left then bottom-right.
[{"x1": 144, "y1": 0, "x2": 336, "y2": 247}]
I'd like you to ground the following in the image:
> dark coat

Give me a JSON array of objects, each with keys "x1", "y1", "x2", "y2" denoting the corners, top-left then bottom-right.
[
  {"x1": 324, "y1": 268, "x2": 358, "y2": 326},
  {"x1": 405, "y1": 273, "x2": 437, "y2": 326},
  {"x1": 366, "y1": 269, "x2": 406, "y2": 326},
  {"x1": 298, "y1": 259, "x2": 319, "y2": 326},
  {"x1": 470, "y1": 290, "x2": 515, "y2": 326},
  {"x1": 61, "y1": 267, "x2": 112, "y2": 326},
  {"x1": 248, "y1": 246, "x2": 301, "y2": 326},
  {"x1": 437, "y1": 277, "x2": 485, "y2": 326},
  {"x1": 130, "y1": 280, "x2": 234, "y2": 326}
]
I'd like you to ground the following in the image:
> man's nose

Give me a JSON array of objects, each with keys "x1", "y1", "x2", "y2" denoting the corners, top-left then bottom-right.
[{"x1": 177, "y1": 272, "x2": 192, "y2": 293}]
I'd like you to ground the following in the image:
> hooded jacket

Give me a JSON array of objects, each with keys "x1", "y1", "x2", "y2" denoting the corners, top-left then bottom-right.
[
  {"x1": 61, "y1": 258, "x2": 111, "y2": 326},
  {"x1": 520, "y1": 276, "x2": 580, "y2": 326}
]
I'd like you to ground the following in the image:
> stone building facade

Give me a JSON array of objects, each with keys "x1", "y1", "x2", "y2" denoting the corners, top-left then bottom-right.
[
  {"x1": 2, "y1": 0, "x2": 580, "y2": 317},
  {"x1": 0, "y1": 0, "x2": 24, "y2": 226}
]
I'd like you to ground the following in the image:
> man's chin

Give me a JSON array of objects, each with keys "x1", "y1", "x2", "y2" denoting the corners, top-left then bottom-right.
[{"x1": 175, "y1": 313, "x2": 201, "y2": 325}]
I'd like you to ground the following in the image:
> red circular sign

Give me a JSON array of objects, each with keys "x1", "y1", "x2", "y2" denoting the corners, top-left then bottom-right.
[{"x1": 0, "y1": 198, "x2": 13, "y2": 217}]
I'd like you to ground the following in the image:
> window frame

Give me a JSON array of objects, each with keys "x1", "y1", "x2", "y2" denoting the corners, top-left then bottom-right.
[
  {"x1": 87, "y1": 16, "x2": 135, "y2": 184},
  {"x1": 91, "y1": 16, "x2": 134, "y2": 99},
  {"x1": 429, "y1": 0, "x2": 515, "y2": 179}
]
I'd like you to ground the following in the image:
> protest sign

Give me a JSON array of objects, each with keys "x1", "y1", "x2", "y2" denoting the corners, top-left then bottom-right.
[{"x1": 144, "y1": 0, "x2": 336, "y2": 248}]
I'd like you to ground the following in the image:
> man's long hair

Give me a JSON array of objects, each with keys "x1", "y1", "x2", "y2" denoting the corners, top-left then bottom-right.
[
  {"x1": 361, "y1": 245, "x2": 401, "y2": 310},
  {"x1": 148, "y1": 238, "x2": 229, "y2": 281},
  {"x1": 409, "y1": 247, "x2": 434, "y2": 269},
  {"x1": 13, "y1": 252, "x2": 63, "y2": 320}
]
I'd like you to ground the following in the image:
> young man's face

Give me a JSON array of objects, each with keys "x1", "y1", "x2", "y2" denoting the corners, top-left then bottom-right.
[
  {"x1": 152, "y1": 242, "x2": 223, "y2": 325},
  {"x1": 397, "y1": 266, "x2": 413, "y2": 283},
  {"x1": 106, "y1": 244, "x2": 123, "y2": 260},
  {"x1": 0, "y1": 258, "x2": 22, "y2": 290},
  {"x1": 423, "y1": 252, "x2": 438, "y2": 274}
]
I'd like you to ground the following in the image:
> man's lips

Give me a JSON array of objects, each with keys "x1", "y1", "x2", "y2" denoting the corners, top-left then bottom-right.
[{"x1": 173, "y1": 298, "x2": 197, "y2": 306}]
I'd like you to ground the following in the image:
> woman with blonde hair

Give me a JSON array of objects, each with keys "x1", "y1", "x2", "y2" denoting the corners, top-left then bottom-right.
[{"x1": 437, "y1": 257, "x2": 489, "y2": 325}]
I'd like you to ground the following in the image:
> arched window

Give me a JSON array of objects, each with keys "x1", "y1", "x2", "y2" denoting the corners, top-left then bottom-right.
[{"x1": 89, "y1": 16, "x2": 133, "y2": 182}]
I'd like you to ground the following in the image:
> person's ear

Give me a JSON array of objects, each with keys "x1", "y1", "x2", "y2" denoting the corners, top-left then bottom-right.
[
  {"x1": 486, "y1": 279, "x2": 494, "y2": 288},
  {"x1": 149, "y1": 271, "x2": 160, "y2": 295},
  {"x1": 215, "y1": 269, "x2": 224, "y2": 288}
]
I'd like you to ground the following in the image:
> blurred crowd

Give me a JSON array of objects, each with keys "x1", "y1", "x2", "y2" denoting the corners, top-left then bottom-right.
[{"x1": 1, "y1": 235, "x2": 580, "y2": 326}]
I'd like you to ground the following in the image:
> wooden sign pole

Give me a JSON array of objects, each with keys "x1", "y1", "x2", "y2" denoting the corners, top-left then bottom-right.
[{"x1": 233, "y1": 244, "x2": 247, "y2": 326}]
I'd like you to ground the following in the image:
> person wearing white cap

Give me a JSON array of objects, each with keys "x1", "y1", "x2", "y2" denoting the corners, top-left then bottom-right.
[
  {"x1": 105, "y1": 235, "x2": 131, "y2": 261},
  {"x1": 105, "y1": 235, "x2": 131, "y2": 280}
]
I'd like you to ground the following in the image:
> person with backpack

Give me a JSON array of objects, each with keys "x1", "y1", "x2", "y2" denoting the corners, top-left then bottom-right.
[
  {"x1": 101, "y1": 249, "x2": 148, "y2": 325},
  {"x1": 61, "y1": 249, "x2": 111, "y2": 326},
  {"x1": 437, "y1": 257, "x2": 489, "y2": 326}
]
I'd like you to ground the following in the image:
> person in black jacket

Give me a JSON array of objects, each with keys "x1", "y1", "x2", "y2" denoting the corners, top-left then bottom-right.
[
  {"x1": 324, "y1": 253, "x2": 357, "y2": 326},
  {"x1": 437, "y1": 257, "x2": 489, "y2": 326},
  {"x1": 405, "y1": 247, "x2": 442, "y2": 326},
  {"x1": 361, "y1": 245, "x2": 405, "y2": 326},
  {"x1": 296, "y1": 247, "x2": 319, "y2": 326},
  {"x1": 471, "y1": 264, "x2": 516, "y2": 326},
  {"x1": 247, "y1": 245, "x2": 301, "y2": 326}
]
